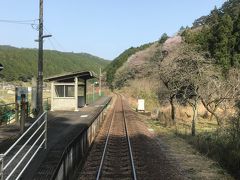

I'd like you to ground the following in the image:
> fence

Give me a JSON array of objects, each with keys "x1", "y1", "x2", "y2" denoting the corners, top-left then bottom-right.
[
  {"x1": 86, "y1": 92, "x2": 105, "y2": 105},
  {"x1": 43, "y1": 97, "x2": 51, "y2": 111},
  {"x1": 0, "y1": 103, "x2": 15, "y2": 124},
  {"x1": 51, "y1": 98, "x2": 111, "y2": 180},
  {"x1": 0, "y1": 112, "x2": 47, "y2": 180},
  {"x1": 0, "y1": 97, "x2": 50, "y2": 126}
]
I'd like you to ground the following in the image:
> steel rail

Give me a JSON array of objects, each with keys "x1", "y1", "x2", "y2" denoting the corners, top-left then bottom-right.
[
  {"x1": 96, "y1": 94, "x2": 137, "y2": 180},
  {"x1": 96, "y1": 96, "x2": 117, "y2": 180},
  {"x1": 120, "y1": 95, "x2": 137, "y2": 180}
]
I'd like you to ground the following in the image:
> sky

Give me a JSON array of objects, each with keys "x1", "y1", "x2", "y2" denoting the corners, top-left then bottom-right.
[{"x1": 0, "y1": 0, "x2": 226, "y2": 60}]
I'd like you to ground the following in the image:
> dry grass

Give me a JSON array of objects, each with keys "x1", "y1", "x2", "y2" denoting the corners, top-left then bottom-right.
[
  {"x1": 119, "y1": 78, "x2": 159, "y2": 111},
  {"x1": 158, "y1": 102, "x2": 236, "y2": 133}
]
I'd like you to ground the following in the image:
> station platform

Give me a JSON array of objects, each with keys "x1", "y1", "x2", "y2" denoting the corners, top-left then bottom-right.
[{"x1": 0, "y1": 96, "x2": 111, "y2": 180}]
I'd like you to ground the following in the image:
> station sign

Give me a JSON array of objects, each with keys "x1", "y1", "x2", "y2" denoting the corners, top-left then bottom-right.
[
  {"x1": 15, "y1": 87, "x2": 28, "y2": 104},
  {"x1": 137, "y1": 99, "x2": 145, "y2": 111}
]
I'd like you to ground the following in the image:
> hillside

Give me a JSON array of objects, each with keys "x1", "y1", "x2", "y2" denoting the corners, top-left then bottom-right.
[
  {"x1": 105, "y1": 0, "x2": 240, "y2": 178},
  {"x1": 107, "y1": 0, "x2": 240, "y2": 89},
  {"x1": 0, "y1": 46, "x2": 110, "y2": 81}
]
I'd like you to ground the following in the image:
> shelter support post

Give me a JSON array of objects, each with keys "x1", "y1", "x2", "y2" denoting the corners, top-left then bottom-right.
[
  {"x1": 84, "y1": 79, "x2": 87, "y2": 106},
  {"x1": 50, "y1": 82, "x2": 54, "y2": 111},
  {"x1": 75, "y1": 77, "x2": 79, "y2": 111}
]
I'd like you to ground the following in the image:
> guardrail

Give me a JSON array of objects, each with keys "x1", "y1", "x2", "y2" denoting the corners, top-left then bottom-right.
[
  {"x1": 0, "y1": 112, "x2": 47, "y2": 180},
  {"x1": 51, "y1": 98, "x2": 111, "y2": 180}
]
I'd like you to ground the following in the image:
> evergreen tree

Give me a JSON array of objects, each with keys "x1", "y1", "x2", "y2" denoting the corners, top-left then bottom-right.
[
  {"x1": 207, "y1": 6, "x2": 221, "y2": 25},
  {"x1": 211, "y1": 14, "x2": 234, "y2": 68},
  {"x1": 158, "y1": 33, "x2": 169, "y2": 44},
  {"x1": 232, "y1": 14, "x2": 240, "y2": 67},
  {"x1": 234, "y1": 14, "x2": 240, "y2": 52},
  {"x1": 208, "y1": 7, "x2": 221, "y2": 54},
  {"x1": 182, "y1": 0, "x2": 240, "y2": 69}
]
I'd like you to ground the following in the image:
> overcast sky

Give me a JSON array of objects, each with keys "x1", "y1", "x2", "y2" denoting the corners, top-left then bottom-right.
[{"x1": 0, "y1": 0, "x2": 226, "y2": 60}]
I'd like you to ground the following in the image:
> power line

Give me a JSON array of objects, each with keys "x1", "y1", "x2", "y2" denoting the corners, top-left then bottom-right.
[
  {"x1": 46, "y1": 38, "x2": 57, "y2": 51},
  {"x1": 43, "y1": 28, "x2": 56, "y2": 50},
  {"x1": 31, "y1": 24, "x2": 39, "y2": 31},
  {"x1": 0, "y1": 19, "x2": 38, "y2": 25},
  {"x1": 0, "y1": 19, "x2": 38, "y2": 22},
  {"x1": 43, "y1": 26, "x2": 67, "y2": 52}
]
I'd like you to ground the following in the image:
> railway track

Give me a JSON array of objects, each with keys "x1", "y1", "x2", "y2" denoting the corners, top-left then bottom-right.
[
  {"x1": 78, "y1": 94, "x2": 137, "y2": 180},
  {"x1": 78, "y1": 94, "x2": 185, "y2": 180}
]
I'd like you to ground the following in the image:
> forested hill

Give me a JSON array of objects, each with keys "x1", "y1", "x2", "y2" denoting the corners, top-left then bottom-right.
[
  {"x1": 183, "y1": 0, "x2": 240, "y2": 70},
  {"x1": 0, "y1": 46, "x2": 109, "y2": 81}
]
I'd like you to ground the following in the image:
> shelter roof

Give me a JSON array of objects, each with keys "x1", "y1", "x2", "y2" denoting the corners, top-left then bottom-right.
[{"x1": 45, "y1": 71, "x2": 97, "y2": 82}]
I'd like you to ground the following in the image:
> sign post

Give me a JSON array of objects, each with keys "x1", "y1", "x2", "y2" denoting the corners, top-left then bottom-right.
[
  {"x1": 15, "y1": 87, "x2": 28, "y2": 133},
  {"x1": 0, "y1": 64, "x2": 3, "y2": 72}
]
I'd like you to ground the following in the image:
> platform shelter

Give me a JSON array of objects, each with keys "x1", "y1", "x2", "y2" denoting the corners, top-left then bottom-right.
[{"x1": 45, "y1": 71, "x2": 96, "y2": 111}]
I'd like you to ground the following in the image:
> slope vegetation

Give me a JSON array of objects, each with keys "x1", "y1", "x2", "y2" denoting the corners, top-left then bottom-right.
[{"x1": 105, "y1": 43, "x2": 153, "y2": 89}]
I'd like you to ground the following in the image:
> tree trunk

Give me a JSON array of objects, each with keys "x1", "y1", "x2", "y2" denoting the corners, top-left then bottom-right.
[
  {"x1": 192, "y1": 97, "x2": 198, "y2": 136},
  {"x1": 209, "y1": 113, "x2": 214, "y2": 121},
  {"x1": 170, "y1": 95, "x2": 176, "y2": 125},
  {"x1": 210, "y1": 107, "x2": 222, "y2": 126},
  {"x1": 201, "y1": 98, "x2": 220, "y2": 125}
]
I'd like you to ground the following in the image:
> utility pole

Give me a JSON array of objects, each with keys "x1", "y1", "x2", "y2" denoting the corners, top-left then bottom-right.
[
  {"x1": 36, "y1": 0, "x2": 51, "y2": 114},
  {"x1": 36, "y1": 0, "x2": 44, "y2": 114},
  {"x1": 99, "y1": 68, "x2": 102, "y2": 96}
]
